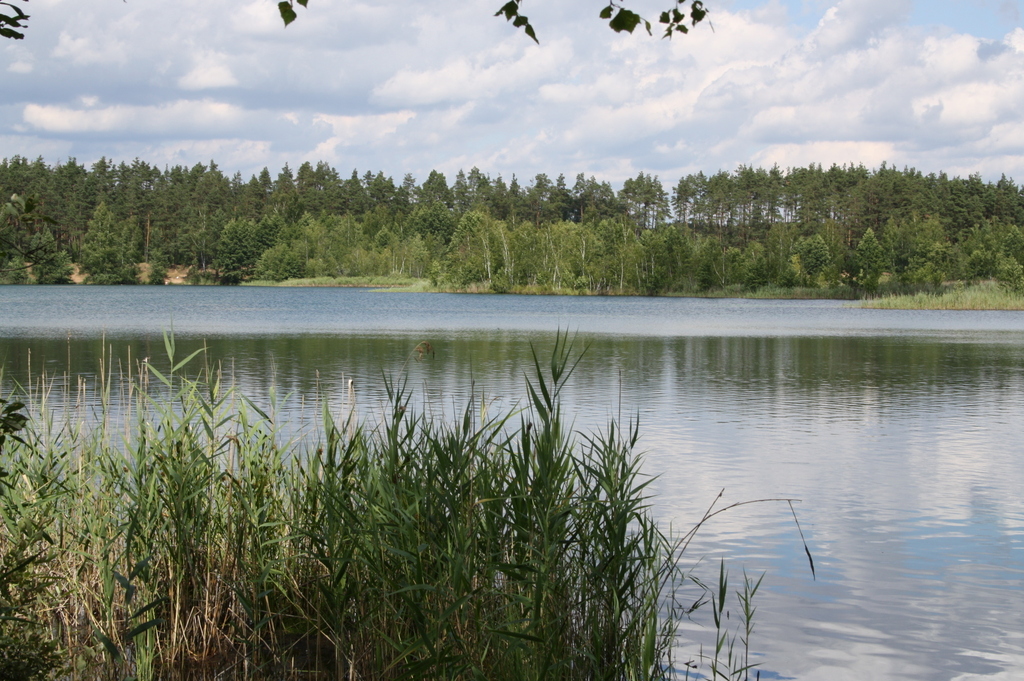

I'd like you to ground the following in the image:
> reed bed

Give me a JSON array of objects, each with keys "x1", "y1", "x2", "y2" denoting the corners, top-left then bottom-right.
[
  {"x1": 859, "y1": 280, "x2": 1024, "y2": 310},
  {"x1": 0, "y1": 333, "x2": 757, "y2": 681}
]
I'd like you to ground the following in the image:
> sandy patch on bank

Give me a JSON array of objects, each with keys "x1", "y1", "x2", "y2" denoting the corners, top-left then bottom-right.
[{"x1": 70, "y1": 264, "x2": 191, "y2": 284}]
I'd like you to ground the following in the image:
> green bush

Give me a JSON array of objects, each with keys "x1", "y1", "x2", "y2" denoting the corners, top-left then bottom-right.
[{"x1": 254, "y1": 243, "x2": 305, "y2": 282}]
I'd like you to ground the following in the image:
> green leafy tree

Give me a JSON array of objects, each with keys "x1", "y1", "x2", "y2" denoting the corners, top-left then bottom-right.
[
  {"x1": 255, "y1": 243, "x2": 305, "y2": 281},
  {"x1": 28, "y1": 230, "x2": 73, "y2": 284},
  {"x1": 0, "y1": 256, "x2": 28, "y2": 283},
  {"x1": 146, "y1": 248, "x2": 169, "y2": 285},
  {"x1": 883, "y1": 216, "x2": 946, "y2": 284},
  {"x1": 855, "y1": 228, "x2": 885, "y2": 294},
  {"x1": 657, "y1": 222, "x2": 693, "y2": 290},
  {"x1": 444, "y1": 211, "x2": 501, "y2": 287},
  {"x1": 795, "y1": 234, "x2": 830, "y2": 285},
  {"x1": 996, "y1": 254, "x2": 1024, "y2": 294},
  {"x1": 409, "y1": 202, "x2": 457, "y2": 244},
  {"x1": 637, "y1": 227, "x2": 670, "y2": 293},
  {"x1": 965, "y1": 248, "x2": 997, "y2": 281},
  {"x1": 417, "y1": 170, "x2": 454, "y2": 209},
  {"x1": 216, "y1": 218, "x2": 261, "y2": 284},
  {"x1": 1, "y1": 193, "x2": 57, "y2": 279},
  {"x1": 1002, "y1": 225, "x2": 1024, "y2": 265},
  {"x1": 620, "y1": 172, "x2": 669, "y2": 231},
  {"x1": 742, "y1": 241, "x2": 769, "y2": 290},
  {"x1": 80, "y1": 203, "x2": 140, "y2": 284},
  {"x1": 694, "y1": 237, "x2": 721, "y2": 291},
  {"x1": 902, "y1": 241, "x2": 949, "y2": 287}
]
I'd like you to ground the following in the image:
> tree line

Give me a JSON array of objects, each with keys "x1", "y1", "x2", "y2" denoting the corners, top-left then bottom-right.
[{"x1": 2, "y1": 154, "x2": 1024, "y2": 294}]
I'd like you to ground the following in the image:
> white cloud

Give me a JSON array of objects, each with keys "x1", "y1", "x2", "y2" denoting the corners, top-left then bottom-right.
[
  {"x1": 178, "y1": 53, "x2": 239, "y2": 90},
  {"x1": 373, "y1": 39, "x2": 574, "y2": 107},
  {"x1": 310, "y1": 110, "x2": 417, "y2": 156},
  {"x1": 806, "y1": 0, "x2": 912, "y2": 56},
  {"x1": 4, "y1": 0, "x2": 1024, "y2": 183},
  {"x1": 231, "y1": 0, "x2": 285, "y2": 36},
  {"x1": 22, "y1": 100, "x2": 247, "y2": 135},
  {"x1": 1008, "y1": 26, "x2": 1024, "y2": 52},
  {"x1": 138, "y1": 138, "x2": 274, "y2": 170},
  {"x1": 0, "y1": 134, "x2": 72, "y2": 159},
  {"x1": 52, "y1": 30, "x2": 128, "y2": 66},
  {"x1": 750, "y1": 140, "x2": 897, "y2": 169}
]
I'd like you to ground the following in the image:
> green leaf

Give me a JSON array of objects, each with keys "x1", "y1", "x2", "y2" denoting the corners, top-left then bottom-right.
[
  {"x1": 608, "y1": 8, "x2": 643, "y2": 33},
  {"x1": 93, "y1": 629, "x2": 122, "y2": 661},
  {"x1": 691, "y1": 1, "x2": 707, "y2": 23},
  {"x1": 146, "y1": 364, "x2": 171, "y2": 388},
  {"x1": 278, "y1": 1, "x2": 297, "y2": 26},
  {"x1": 128, "y1": 556, "x2": 153, "y2": 581},
  {"x1": 162, "y1": 328, "x2": 175, "y2": 366},
  {"x1": 495, "y1": 1, "x2": 519, "y2": 19},
  {"x1": 390, "y1": 583, "x2": 437, "y2": 595},
  {"x1": 495, "y1": 0, "x2": 537, "y2": 41},
  {"x1": 487, "y1": 627, "x2": 545, "y2": 643},
  {"x1": 132, "y1": 596, "x2": 168, "y2": 620},
  {"x1": 599, "y1": 5, "x2": 614, "y2": 19},
  {"x1": 126, "y1": 618, "x2": 163, "y2": 640},
  {"x1": 172, "y1": 346, "x2": 206, "y2": 374},
  {"x1": 0, "y1": 3, "x2": 29, "y2": 20}
]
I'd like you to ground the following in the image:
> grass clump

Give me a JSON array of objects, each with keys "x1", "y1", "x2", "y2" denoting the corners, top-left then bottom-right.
[
  {"x1": 859, "y1": 280, "x2": 1024, "y2": 309},
  {"x1": 1, "y1": 333, "x2": 749, "y2": 680}
]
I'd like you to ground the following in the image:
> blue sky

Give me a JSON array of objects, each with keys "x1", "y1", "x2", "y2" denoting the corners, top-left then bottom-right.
[
  {"x1": 732, "y1": 0, "x2": 1020, "y2": 36},
  {"x1": 2, "y1": 0, "x2": 1023, "y2": 184}
]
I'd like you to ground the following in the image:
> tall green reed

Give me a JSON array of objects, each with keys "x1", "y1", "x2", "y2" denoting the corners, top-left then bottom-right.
[{"x1": 0, "y1": 331, "x2": 801, "y2": 680}]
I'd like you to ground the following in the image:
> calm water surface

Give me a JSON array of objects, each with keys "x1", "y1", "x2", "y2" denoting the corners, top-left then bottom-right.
[{"x1": 1, "y1": 285, "x2": 1023, "y2": 681}]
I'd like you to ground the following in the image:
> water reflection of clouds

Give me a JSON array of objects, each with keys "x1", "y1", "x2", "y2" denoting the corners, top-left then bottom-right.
[
  {"x1": 625, "y1": 340, "x2": 1024, "y2": 680},
  {"x1": 5, "y1": 290, "x2": 1024, "y2": 680}
]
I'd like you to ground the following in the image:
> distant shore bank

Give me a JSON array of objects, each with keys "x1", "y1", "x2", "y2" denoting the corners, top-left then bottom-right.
[{"x1": 47, "y1": 267, "x2": 1024, "y2": 310}]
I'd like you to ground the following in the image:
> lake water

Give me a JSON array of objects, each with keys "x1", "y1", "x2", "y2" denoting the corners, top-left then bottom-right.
[{"x1": 1, "y1": 285, "x2": 1023, "y2": 681}]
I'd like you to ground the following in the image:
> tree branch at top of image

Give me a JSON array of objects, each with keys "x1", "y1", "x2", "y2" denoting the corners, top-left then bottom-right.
[
  {"x1": 0, "y1": 193, "x2": 58, "y2": 274},
  {"x1": 0, "y1": 0, "x2": 28, "y2": 40},
  {"x1": 276, "y1": 0, "x2": 709, "y2": 43},
  {"x1": 0, "y1": 0, "x2": 709, "y2": 44}
]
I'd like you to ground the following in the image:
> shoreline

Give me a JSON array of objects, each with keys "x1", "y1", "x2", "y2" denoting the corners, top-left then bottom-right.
[
  {"x1": 247, "y1": 278, "x2": 1024, "y2": 309},
  {"x1": 54, "y1": 269, "x2": 1024, "y2": 309}
]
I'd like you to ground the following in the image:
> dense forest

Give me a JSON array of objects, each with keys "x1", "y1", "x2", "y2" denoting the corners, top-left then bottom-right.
[{"x1": 3, "y1": 155, "x2": 1024, "y2": 295}]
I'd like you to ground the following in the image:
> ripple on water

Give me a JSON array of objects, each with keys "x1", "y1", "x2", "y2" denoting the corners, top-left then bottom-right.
[{"x1": 2, "y1": 287, "x2": 1024, "y2": 681}]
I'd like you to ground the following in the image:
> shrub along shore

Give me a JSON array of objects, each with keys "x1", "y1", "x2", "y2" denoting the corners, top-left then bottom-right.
[
  {"x1": 858, "y1": 280, "x2": 1024, "y2": 310},
  {"x1": 238, "y1": 274, "x2": 1023, "y2": 310},
  {"x1": 0, "y1": 335, "x2": 773, "y2": 681}
]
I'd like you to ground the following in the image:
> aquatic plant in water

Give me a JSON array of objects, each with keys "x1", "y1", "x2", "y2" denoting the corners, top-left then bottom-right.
[{"x1": 0, "y1": 332, "x2": 808, "y2": 680}]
